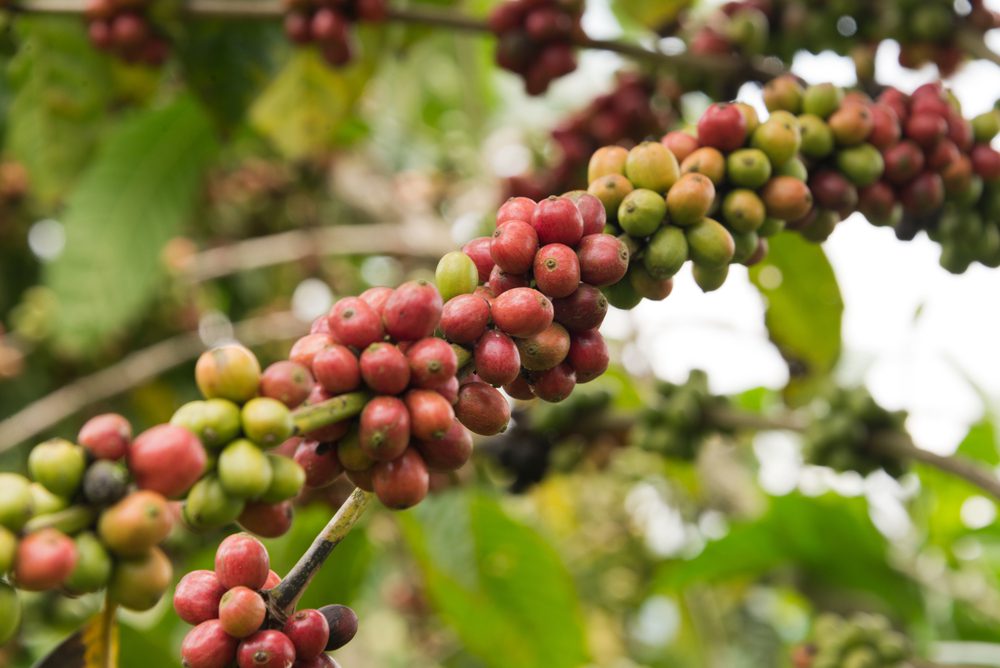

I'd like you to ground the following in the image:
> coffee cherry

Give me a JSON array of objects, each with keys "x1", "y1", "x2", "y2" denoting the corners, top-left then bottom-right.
[
  {"x1": 216, "y1": 533, "x2": 270, "y2": 590},
  {"x1": 531, "y1": 196, "x2": 585, "y2": 246},
  {"x1": 109, "y1": 546, "x2": 172, "y2": 611},
  {"x1": 182, "y1": 619, "x2": 239, "y2": 668},
  {"x1": 491, "y1": 287, "x2": 553, "y2": 337},
  {"x1": 455, "y1": 382, "x2": 511, "y2": 436},
  {"x1": 810, "y1": 170, "x2": 858, "y2": 216},
  {"x1": 284, "y1": 609, "x2": 330, "y2": 659},
  {"x1": 407, "y1": 338, "x2": 458, "y2": 388},
  {"x1": 666, "y1": 173, "x2": 715, "y2": 227},
  {"x1": 629, "y1": 265, "x2": 673, "y2": 301},
  {"x1": 680, "y1": 147, "x2": 726, "y2": 185},
  {"x1": 328, "y1": 297, "x2": 384, "y2": 350},
  {"x1": 551, "y1": 283, "x2": 608, "y2": 332},
  {"x1": 259, "y1": 454, "x2": 306, "y2": 503},
  {"x1": 529, "y1": 363, "x2": 576, "y2": 403},
  {"x1": 588, "y1": 145, "x2": 628, "y2": 182},
  {"x1": 359, "y1": 286, "x2": 393, "y2": 317},
  {"x1": 587, "y1": 173, "x2": 634, "y2": 221},
  {"x1": 290, "y1": 334, "x2": 336, "y2": 369},
  {"x1": 405, "y1": 389, "x2": 455, "y2": 441},
  {"x1": 29, "y1": 438, "x2": 86, "y2": 498},
  {"x1": 372, "y1": 448, "x2": 429, "y2": 509},
  {"x1": 761, "y1": 176, "x2": 813, "y2": 221},
  {"x1": 901, "y1": 172, "x2": 945, "y2": 214},
  {"x1": 496, "y1": 196, "x2": 538, "y2": 226},
  {"x1": 294, "y1": 440, "x2": 343, "y2": 488},
  {"x1": 625, "y1": 141, "x2": 680, "y2": 192},
  {"x1": 30, "y1": 482, "x2": 67, "y2": 516},
  {"x1": 78, "y1": 413, "x2": 131, "y2": 460},
  {"x1": 972, "y1": 144, "x2": 1000, "y2": 180},
  {"x1": 237, "y1": 630, "x2": 296, "y2": 668},
  {"x1": 98, "y1": 490, "x2": 172, "y2": 556},
  {"x1": 503, "y1": 373, "x2": 535, "y2": 400},
  {"x1": 295, "y1": 654, "x2": 340, "y2": 667},
  {"x1": 242, "y1": 398, "x2": 294, "y2": 448},
  {"x1": 428, "y1": 374, "x2": 460, "y2": 404},
  {"x1": 219, "y1": 439, "x2": 273, "y2": 499},
  {"x1": 972, "y1": 110, "x2": 1000, "y2": 143},
  {"x1": 219, "y1": 586, "x2": 267, "y2": 638},
  {"x1": 474, "y1": 330, "x2": 521, "y2": 387},
  {"x1": 828, "y1": 103, "x2": 873, "y2": 146},
  {"x1": 462, "y1": 236, "x2": 496, "y2": 283},
  {"x1": 906, "y1": 112, "x2": 947, "y2": 148},
  {"x1": 359, "y1": 396, "x2": 411, "y2": 461},
  {"x1": 0, "y1": 583, "x2": 20, "y2": 646},
  {"x1": 533, "y1": 243, "x2": 581, "y2": 298},
  {"x1": 726, "y1": 148, "x2": 772, "y2": 189},
  {"x1": 720, "y1": 189, "x2": 765, "y2": 233},
  {"x1": 515, "y1": 322, "x2": 570, "y2": 371},
  {"x1": 491, "y1": 220, "x2": 539, "y2": 274},
  {"x1": 661, "y1": 131, "x2": 699, "y2": 163},
  {"x1": 172, "y1": 399, "x2": 242, "y2": 451},
  {"x1": 802, "y1": 83, "x2": 843, "y2": 119},
  {"x1": 318, "y1": 604, "x2": 358, "y2": 650},
  {"x1": 0, "y1": 473, "x2": 33, "y2": 531},
  {"x1": 14, "y1": 528, "x2": 77, "y2": 591},
  {"x1": 175, "y1": 569, "x2": 227, "y2": 625},
  {"x1": 685, "y1": 218, "x2": 735, "y2": 268},
  {"x1": 836, "y1": 144, "x2": 884, "y2": 187},
  {"x1": 82, "y1": 459, "x2": 128, "y2": 506},
  {"x1": 359, "y1": 343, "x2": 411, "y2": 395},
  {"x1": 441, "y1": 294, "x2": 491, "y2": 344},
  {"x1": 928, "y1": 140, "x2": 961, "y2": 172},
  {"x1": 184, "y1": 475, "x2": 245, "y2": 530},
  {"x1": 798, "y1": 114, "x2": 835, "y2": 158},
  {"x1": 618, "y1": 188, "x2": 667, "y2": 237},
  {"x1": 415, "y1": 419, "x2": 474, "y2": 469},
  {"x1": 383, "y1": 280, "x2": 443, "y2": 341},
  {"x1": 196, "y1": 345, "x2": 262, "y2": 403},
  {"x1": 697, "y1": 103, "x2": 747, "y2": 152},
  {"x1": 264, "y1": 569, "x2": 281, "y2": 589},
  {"x1": 602, "y1": 276, "x2": 642, "y2": 310},
  {"x1": 692, "y1": 262, "x2": 729, "y2": 292},
  {"x1": 435, "y1": 251, "x2": 480, "y2": 302},
  {"x1": 239, "y1": 501, "x2": 293, "y2": 539},
  {"x1": 567, "y1": 329, "x2": 609, "y2": 383},
  {"x1": 858, "y1": 182, "x2": 899, "y2": 226},
  {"x1": 311, "y1": 345, "x2": 361, "y2": 396},
  {"x1": 763, "y1": 75, "x2": 803, "y2": 113},
  {"x1": 0, "y1": 526, "x2": 15, "y2": 574},
  {"x1": 129, "y1": 424, "x2": 207, "y2": 497},
  {"x1": 868, "y1": 104, "x2": 902, "y2": 149},
  {"x1": 565, "y1": 191, "x2": 607, "y2": 236},
  {"x1": 260, "y1": 361, "x2": 315, "y2": 409}
]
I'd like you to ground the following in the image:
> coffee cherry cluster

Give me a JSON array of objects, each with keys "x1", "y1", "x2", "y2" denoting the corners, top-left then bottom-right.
[
  {"x1": 283, "y1": 0, "x2": 388, "y2": 67},
  {"x1": 177, "y1": 533, "x2": 357, "y2": 668},
  {"x1": 634, "y1": 370, "x2": 733, "y2": 460},
  {"x1": 793, "y1": 612, "x2": 910, "y2": 668},
  {"x1": 489, "y1": 0, "x2": 583, "y2": 95},
  {"x1": 0, "y1": 412, "x2": 185, "y2": 644},
  {"x1": 84, "y1": 0, "x2": 169, "y2": 65},
  {"x1": 803, "y1": 387, "x2": 907, "y2": 478}
]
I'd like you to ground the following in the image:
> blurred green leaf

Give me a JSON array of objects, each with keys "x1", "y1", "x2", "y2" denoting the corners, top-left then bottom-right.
[
  {"x1": 119, "y1": 620, "x2": 179, "y2": 668},
  {"x1": 44, "y1": 96, "x2": 217, "y2": 355},
  {"x1": 749, "y1": 233, "x2": 843, "y2": 403},
  {"x1": 35, "y1": 605, "x2": 119, "y2": 668},
  {"x1": 956, "y1": 420, "x2": 1000, "y2": 466},
  {"x1": 6, "y1": 17, "x2": 113, "y2": 205},
  {"x1": 611, "y1": 0, "x2": 693, "y2": 32},
  {"x1": 401, "y1": 490, "x2": 590, "y2": 668}
]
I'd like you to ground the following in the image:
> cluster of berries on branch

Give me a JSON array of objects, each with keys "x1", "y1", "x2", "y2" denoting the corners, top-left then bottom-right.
[
  {"x1": 793, "y1": 612, "x2": 910, "y2": 668},
  {"x1": 283, "y1": 0, "x2": 389, "y2": 67},
  {"x1": 634, "y1": 370, "x2": 734, "y2": 460},
  {"x1": 177, "y1": 533, "x2": 357, "y2": 668},
  {"x1": 84, "y1": 0, "x2": 169, "y2": 65},
  {"x1": 489, "y1": 0, "x2": 583, "y2": 95}
]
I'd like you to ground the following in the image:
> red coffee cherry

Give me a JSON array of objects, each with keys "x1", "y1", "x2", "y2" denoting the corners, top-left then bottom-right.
[
  {"x1": 868, "y1": 103, "x2": 901, "y2": 149},
  {"x1": 809, "y1": 170, "x2": 858, "y2": 216},
  {"x1": 260, "y1": 361, "x2": 315, "y2": 409},
  {"x1": 882, "y1": 140, "x2": 925, "y2": 185},
  {"x1": 14, "y1": 528, "x2": 77, "y2": 591},
  {"x1": 531, "y1": 196, "x2": 584, "y2": 246},
  {"x1": 318, "y1": 604, "x2": 359, "y2": 650},
  {"x1": 455, "y1": 382, "x2": 511, "y2": 436},
  {"x1": 661, "y1": 131, "x2": 700, "y2": 163},
  {"x1": 237, "y1": 630, "x2": 296, "y2": 668},
  {"x1": 284, "y1": 11, "x2": 310, "y2": 43},
  {"x1": 404, "y1": 390, "x2": 455, "y2": 441},
  {"x1": 328, "y1": 297, "x2": 384, "y2": 349},
  {"x1": 529, "y1": 363, "x2": 576, "y2": 403},
  {"x1": 283, "y1": 609, "x2": 330, "y2": 660},
  {"x1": 697, "y1": 103, "x2": 747, "y2": 152},
  {"x1": 182, "y1": 620, "x2": 239, "y2": 668},
  {"x1": 294, "y1": 654, "x2": 340, "y2": 667},
  {"x1": 496, "y1": 196, "x2": 537, "y2": 226},
  {"x1": 427, "y1": 375, "x2": 460, "y2": 405},
  {"x1": 440, "y1": 294, "x2": 491, "y2": 344},
  {"x1": 503, "y1": 373, "x2": 535, "y2": 400},
  {"x1": 289, "y1": 334, "x2": 336, "y2": 368},
  {"x1": 293, "y1": 440, "x2": 343, "y2": 489},
  {"x1": 372, "y1": 448, "x2": 430, "y2": 509},
  {"x1": 359, "y1": 343, "x2": 411, "y2": 395},
  {"x1": 383, "y1": 280, "x2": 443, "y2": 341},
  {"x1": 491, "y1": 221, "x2": 539, "y2": 274},
  {"x1": 219, "y1": 586, "x2": 267, "y2": 638},
  {"x1": 415, "y1": 419, "x2": 474, "y2": 470},
  {"x1": 491, "y1": 287, "x2": 553, "y2": 338},
  {"x1": 128, "y1": 424, "x2": 207, "y2": 498},
  {"x1": 238, "y1": 501, "x2": 294, "y2": 539},
  {"x1": 346, "y1": 468, "x2": 374, "y2": 492},
  {"x1": 516, "y1": 322, "x2": 570, "y2": 371},
  {"x1": 972, "y1": 144, "x2": 1000, "y2": 180},
  {"x1": 78, "y1": 413, "x2": 131, "y2": 460},
  {"x1": 462, "y1": 236, "x2": 496, "y2": 283},
  {"x1": 175, "y1": 569, "x2": 227, "y2": 625},
  {"x1": 566, "y1": 191, "x2": 607, "y2": 236},
  {"x1": 552, "y1": 283, "x2": 608, "y2": 332},
  {"x1": 533, "y1": 243, "x2": 581, "y2": 298},
  {"x1": 215, "y1": 533, "x2": 270, "y2": 591},
  {"x1": 567, "y1": 329, "x2": 610, "y2": 383},
  {"x1": 264, "y1": 570, "x2": 281, "y2": 589},
  {"x1": 900, "y1": 171, "x2": 945, "y2": 214},
  {"x1": 473, "y1": 330, "x2": 521, "y2": 387},
  {"x1": 927, "y1": 139, "x2": 961, "y2": 172},
  {"x1": 98, "y1": 490, "x2": 172, "y2": 557},
  {"x1": 359, "y1": 396, "x2": 411, "y2": 462},
  {"x1": 905, "y1": 112, "x2": 947, "y2": 148},
  {"x1": 311, "y1": 345, "x2": 361, "y2": 395},
  {"x1": 406, "y1": 338, "x2": 458, "y2": 388},
  {"x1": 358, "y1": 286, "x2": 394, "y2": 317},
  {"x1": 487, "y1": 266, "x2": 530, "y2": 296},
  {"x1": 576, "y1": 234, "x2": 629, "y2": 287}
]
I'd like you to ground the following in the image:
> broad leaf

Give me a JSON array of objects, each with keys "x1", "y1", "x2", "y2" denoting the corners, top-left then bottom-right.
[
  {"x1": 6, "y1": 17, "x2": 113, "y2": 205},
  {"x1": 44, "y1": 97, "x2": 217, "y2": 355}
]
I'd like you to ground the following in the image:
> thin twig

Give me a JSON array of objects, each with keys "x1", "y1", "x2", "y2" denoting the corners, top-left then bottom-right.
[
  {"x1": 956, "y1": 29, "x2": 1000, "y2": 69},
  {"x1": 268, "y1": 487, "x2": 373, "y2": 618},
  {"x1": 292, "y1": 392, "x2": 369, "y2": 435},
  {"x1": 0, "y1": 311, "x2": 307, "y2": 453},
  {"x1": 702, "y1": 403, "x2": 808, "y2": 433}
]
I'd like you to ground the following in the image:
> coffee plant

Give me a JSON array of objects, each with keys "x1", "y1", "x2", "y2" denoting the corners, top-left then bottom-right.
[{"x1": 1, "y1": 0, "x2": 1000, "y2": 666}]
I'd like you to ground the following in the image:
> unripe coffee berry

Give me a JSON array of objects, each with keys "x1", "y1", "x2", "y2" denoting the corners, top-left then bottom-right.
[
  {"x1": 435, "y1": 251, "x2": 479, "y2": 302},
  {"x1": 195, "y1": 345, "x2": 262, "y2": 404},
  {"x1": 241, "y1": 398, "x2": 294, "y2": 448}
]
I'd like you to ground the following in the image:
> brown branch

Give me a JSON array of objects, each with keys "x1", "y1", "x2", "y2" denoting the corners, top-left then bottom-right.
[{"x1": 0, "y1": 311, "x2": 308, "y2": 453}]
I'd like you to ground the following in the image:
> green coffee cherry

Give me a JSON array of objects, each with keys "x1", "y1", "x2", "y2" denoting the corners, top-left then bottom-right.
[
  {"x1": 685, "y1": 218, "x2": 735, "y2": 268},
  {"x1": 798, "y1": 113, "x2": 835, "y2": 158},
  {"x1": 750, "y1": 114, "x2": 801, "y2": 167},
  {"x1": 184, "y1": 475, "x2": 245, "y2": 530},
  {"x1": 172, "y1": 399, "x2": 242, "y2": 450},
  {"x1": 627, "y1": 265, "x2": 671, "y2": 301},
  {"x1": 29, "y1": 438, "x2": 86, "y2": 498},
  {"x1": 0, "y1": 582, "x2": 20, "y2": 645},
  {"x1": 618, "y1": 188, "x2": 667, "y2": 237},
  {"x1": 0, "y1": 474, "x2": 33, "y2": 531},
  {"x1": 726, "y1": 149, "x2": 772, "y2": 189},
  {"x1": 643, "y1": 226, "x2": 689, "y2": 279},
  {"x1": 602, "y1": 278, "x2": 643, "y2": 310},
  {"x1": 757, "y1": 216, "x2": 786, "y2": 237},
  {"x1": 218, "y1": 439, "x2": 273, "y2": 499},
  {"x1": 836, "y1": 144, "x2": 884, "y2": 187},
  {"x1": 625, "y1": 141, "x2": 679, "y2": 192},
  {"x1": 30, "y1": 482, "x2": 68, "y2": 515},
  {"x1": 588, "y1": 174, "x2": 634, "y2": 221},
  {"x1": 0, "y1": 526, "x2": 16, "y2": 574},
  {"x1": 241, "y1": 397, "x2": 294, "y2": 448},
  {"x1": 195, "y1": 345, "x2": 261, "y2": 404},
  {"x1": 722, "y1": 189, "x2": 766, "y2": 233},
  {"x1": 972, "y1": 110, "x2": 1000, "y2": 143},
  {"x1": 692, "y1": 263, "x2": 729, "y2": 292},
  {"x1": 802, "y1": 83, "x2": 843, "y2": 119},
  {"x1": 65, "y1": 532, "x2": 113, "y2": 593},
  {"x1": 436, "y1": 251, "x2": 479, "y2": 302},
  {"x1": 731, "y1": 231, "x2": 759, "y2": 264},
  {"x1": 776, "y1": 157, "x2": 808, "y2": 181},
  {"x1": 259, "y1": 454, "x2": 306, "y2": 503}
]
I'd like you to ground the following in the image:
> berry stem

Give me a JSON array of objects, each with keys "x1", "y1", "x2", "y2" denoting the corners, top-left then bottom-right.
[
  {"x1": 291, "y1": 392, "x2": 370, "y2": 436},
  {"x1": 267, "y1": 487, "x2": 373, "y2": 619}
]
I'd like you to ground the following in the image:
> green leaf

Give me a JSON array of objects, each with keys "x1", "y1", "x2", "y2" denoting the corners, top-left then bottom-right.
[
  {"x1": 6, "y1": 17, "x2": 114, "y2": 205},
  {"x1": 749, "y1": 232, "x2": 843, "y2": 403},
  {"x1": 611, "y1": 0, "x2": 694, "y2": 31},
  {"x1": 35, "y1": 604, "x2": 119, "y2": 668},
  {"x1": 250, "y1": 49, "x2": 374, "y2": 159},
  {"x1": 401, "y1": 490, "x2": 590, "y2": 668},
  {"x1": 44, "y1": 97, "x2": 217, "y2": 355},
  {"x1": 956, "y1": 419, "x2": 1000, "y2": 466}
]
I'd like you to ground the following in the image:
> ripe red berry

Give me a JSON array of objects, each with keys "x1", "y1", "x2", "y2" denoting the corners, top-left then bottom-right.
[
  {"x1": 294, "y1": 654, "x2": 340, "y2": 667},
  {"x1": 882, "y1": 140, "x2": 925, "y2": 185},
  {"x1": 491, "y1": 220, "x2": 539, "y2": 274},
  {"x1": 383, "y1": 280, "x2": 443, "y2": 341},
  {"x1": 529, "y1": 363, "x2": 576, "y2": 403},
  {"x1": 128, "y1": 424, "x2": 206, "y2": 498},
  {"x1": 905, "y1": 113, "x2": 947, "y2": 148},
  {"x1": 927, "y1": 139, "x2": 960, "y2": 172},
  {"x1": 487, "y1": 266, "x2": 530, "y2": 295},
  {"x1": 531, "y1": 196, "x2": 584, "y2": 246},
  {"x1": 462, "y1": 236, "x2": 495, "y2": 283},
  {"x1": 328, "y1": 297, "x2": 384, "y2": 350},
  {"x1": 809, "y1": 170, "x2": 858, "y2": 216},
  {"x1": 427, "y1": 375, "x2": 460, "y2": 405},
  {"x1": 358, "y1": 343, "x2": 410, "y2": 394},
  {"x1": 237, "y1": 630, "x2": 296, "y2": 668},
  {"x1": 552, "y1": 283, "x2": 607, "y2": 332},
  {"x1": 293, "y1": 440, "x2": 343, "y2": 489},
  {"x1": 440, "y1": 294, "x2": 491, "y2": 344},
  {"x1": 406, "y1": 338, "x2": 458, "y2": 388},
  {"x1": 661, "y1": 131, "x2": 700, "y2": 163},
  {"x1": 533, "y1": 243, "x2": 581, "y2": 298},
  {"x1": 264, "y1": 570, "x2": 281, "y2": 589},
  {"x1": 289, "y1": 334, "x2": 337, "y2": 369},
  {"x1": 175, "y1": 569, "x2": 227, "y2": 625},
  {"x1": 215, "y1": 533, "x2": 270, "y2": 591},
  {"x1": 78, "y1": 413, "x2": 131, "y2": 460},
  {"x1": 318, "y1": 604, "x2": 359, "y2": 651},
  {"x1": 858, "y1": 181, "x2": 898, "y2": 223},
  {"x1": 359, "y1": 286, "x2": 393, "y2": 317},
  {"x1": 491, "y1": 287, "x2": 553, "y2": 338},
  {"x1": 697, "y1": 103, "x2": 747, "y2": 152},
  {"x1": 947, "y1": 111, "x2": 974, "y2": 151},
  {"x1": 415, "y1": 419, "x2": 474, "y2": 470},
  {"x1": 971, "y1": 144, "x2": 1000, "y2": 180},
  {"x1": 567, "y1": 329, "x2": 610, "y2": 383},
  {"x1": 14, "y1": 528, "x2": 77, "y2": 591},
  {"x1": 900, "y1": 172, "x2": 945, "y2": 214},
  {"x1": 261, "y1": 361, "x2": 315, "y2": 409},
  {"x1": 473, "y1": 330, "x2": 521, "y2": 387},
  {"x1": 219, "y1": 586, "x2": 267, "y2": 638},
  {"x1": 311, "y1": 8, "x2": 348, "y2": 42},
  {"x1": 515, "y1": 322, "x2": 570, "y2": 371},
  {"x1": 455, "y1": 382, "x2": 511, "y2": 436},
  {"x1": 575, "y1": 234, "x2": 629, "y2": 287},
  {"x1": 372, "y1": 448, "x2": 430, "y2": 509},
  {"x1": 283, "y1": 609, "x2": 330, "y2": 659},
  {"x1": 868, "y1": 103, "x2": 901, "y2": 149},
  {"x1": 503, "y1": 373, "x2": 535, "y2": 400},
  {"x1": 359, "y1": 396, "x2": 411, "y2": 461},
  {"x1": 239, "y1": 501, "x2": 294, "y2": 539},
  {"x1": 182, "y1": 620, "x2": 239, "y2": 668},
  {"x1": 111, "y1": 13, "x2": 147, "y2": 47},
  {"x1": 284, "y1": 11, "x2": 310, "y2": 43},
  {"x1": 404, "y1": 390, "x2": 455, "y2": 441},
  {"x1": 566, "y1": 191, "x2": 607, "y2": 236},
  {"x1": 311, "y1": 345, "x2": 361, "y2": 395},
  {"x1": 496, "y1": 196, "x2": 537, "y2": 226}
]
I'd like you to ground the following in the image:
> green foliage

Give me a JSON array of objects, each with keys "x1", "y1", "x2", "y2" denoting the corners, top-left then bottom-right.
[{"x1": 43, "y1": 96, "x2": 217, "y2": 355}]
